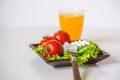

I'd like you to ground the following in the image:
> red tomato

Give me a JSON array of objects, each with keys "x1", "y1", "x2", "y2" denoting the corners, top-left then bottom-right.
[
  {"x1": 43, "y1": 39, "x2": 63, "y2": 56},
  {"x1": 39, "y1": 36, "x2": 54, "y2": 46},
  {"x1": 53, "y1": 31, "x2": 71, "y2": 44}
]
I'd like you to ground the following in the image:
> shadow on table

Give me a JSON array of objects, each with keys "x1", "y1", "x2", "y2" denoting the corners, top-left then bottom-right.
[
  {"x1": 81, "y1": 64, "x2": 109, "y2": 80},
  {"x1": 99, "y1": 55, "x2": 118, "y2": 64},
  {"x1": 30, "y1": 55, "x2": 118, "y2": 80},
  {"x1": 81, "y1": 56, "x2": 118, "y2": 80},
  {"x1": 30, "y1": 58, "x2": 73, "y2": 80}
]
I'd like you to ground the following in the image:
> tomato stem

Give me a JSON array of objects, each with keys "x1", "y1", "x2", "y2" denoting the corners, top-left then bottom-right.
[
  {"x1": 58, "y1": 30, "x2": 63, "y2": 32},
  {"x1": 45, "y1": 47, "x2": 50, "y2": 52},
  {"x1": 43, "y1": 36, "x2": 48, "y2": 39}
]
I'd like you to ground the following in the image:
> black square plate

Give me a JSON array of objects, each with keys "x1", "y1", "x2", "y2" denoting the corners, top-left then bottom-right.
[{"x1": 29, "y1": 43, "x2": 110, "y2": 67}]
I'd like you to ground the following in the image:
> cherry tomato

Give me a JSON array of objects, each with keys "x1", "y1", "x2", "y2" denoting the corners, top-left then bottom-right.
[
  {"x1": 43, "y1": 39, "x2": 63, "y2": 56},
  {"x1": 39, "y1": 36, "x2": 54, "y2": 46},
  {"x1": 53, "y1": 31, "x2": 71, "y2": 44}
]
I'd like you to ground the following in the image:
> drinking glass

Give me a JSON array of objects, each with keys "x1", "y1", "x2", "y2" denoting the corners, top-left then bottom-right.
[{"x1": 59, "y1": 9, "x2": 84, "y2": 41}]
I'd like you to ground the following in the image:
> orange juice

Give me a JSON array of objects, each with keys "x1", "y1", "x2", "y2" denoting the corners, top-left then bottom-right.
[{"x1": 59, "y1": 13, "x2": 84, "y2": 41}]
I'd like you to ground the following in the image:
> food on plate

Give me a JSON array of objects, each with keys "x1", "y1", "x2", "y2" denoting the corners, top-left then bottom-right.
[
  {"x1": 34, "y1": 40, "x2": 100, "y2": 65},
  {"x1": 34, "y1": 31, "x2": 101, "y2": 65},
  {"x1": 53, "y1": 31, "x2": 71, "y2": 44},
  {"x1": 63, "y1": 40, "x2": 100, "y2": 65},
  {"x1": 43, "y1": 39, "x2": 63, "y2": 56}
]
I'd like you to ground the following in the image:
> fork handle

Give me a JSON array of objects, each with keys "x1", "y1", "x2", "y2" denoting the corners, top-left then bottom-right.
[{"x1": 72, "y1": 57, "x2": 81, "y2": 80}]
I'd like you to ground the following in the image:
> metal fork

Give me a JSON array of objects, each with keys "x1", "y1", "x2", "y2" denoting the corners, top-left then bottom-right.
[
  {"x1": 63, "y1": 44, "x2": 81, "y2": 80},
  {"x1": 70, "y1": 51, "x2": 81, "y2": 80}
]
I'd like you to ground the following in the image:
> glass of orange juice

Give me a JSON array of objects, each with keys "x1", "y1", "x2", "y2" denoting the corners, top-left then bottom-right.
[{"x1": 59, "y1": 9, "x2": 84, "y2": 41}]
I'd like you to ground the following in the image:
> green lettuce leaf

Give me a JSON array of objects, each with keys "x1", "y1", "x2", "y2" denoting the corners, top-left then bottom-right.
[{"x1": 76, "y1": 41, "x2": 100, "y2": 65}]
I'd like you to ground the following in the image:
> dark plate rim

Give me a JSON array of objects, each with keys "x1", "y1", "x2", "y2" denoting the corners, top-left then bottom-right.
[{"x1": 29, "y1": 43, "x2": 110, "y2": 64}]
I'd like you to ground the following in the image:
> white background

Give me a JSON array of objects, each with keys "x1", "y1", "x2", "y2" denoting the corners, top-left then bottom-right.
[
  {"x1": 0, "y1": 0, "x2": 120, "y2": 80},
  {"x1": 0, "y1": 0, "x2": 120, "y2": 28}
]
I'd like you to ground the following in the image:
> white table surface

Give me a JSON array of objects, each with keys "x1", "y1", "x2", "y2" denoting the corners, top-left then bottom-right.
[{"x1": 0, "y1": 27, "x2": 120, "y2": 80}]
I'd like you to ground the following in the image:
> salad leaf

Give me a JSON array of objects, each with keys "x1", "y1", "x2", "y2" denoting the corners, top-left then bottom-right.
[
  {"x1": 34, "y1": 46, "x2": 72, "y2": 60},
  {"x1": 76, "y1": 41, "x2": 100, "y2": 65},
  {"x1": 46, "y1": 50, "x2": 72, "y2": 61},
  {"x1": 34, "y1": 45, "x2": 45, "y2": 57}
]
